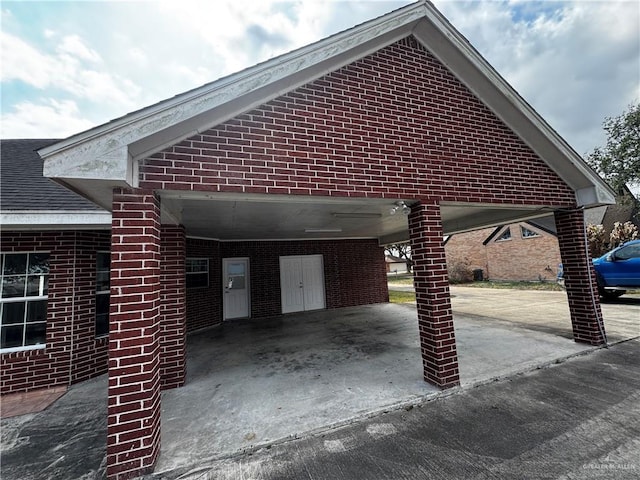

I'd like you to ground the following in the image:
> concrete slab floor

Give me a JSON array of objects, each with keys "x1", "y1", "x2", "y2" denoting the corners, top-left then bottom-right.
[
  {"x1": 155, "y1": 302, "x2": 593, "y2": 475},
  {"x1": 3, "y1": 288, "x2": 636, "y2": 480}
]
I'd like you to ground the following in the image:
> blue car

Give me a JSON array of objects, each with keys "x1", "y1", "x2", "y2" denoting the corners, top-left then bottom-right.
[{"x1": 593, "y1": 239, "x2": 640, "y2": 300}]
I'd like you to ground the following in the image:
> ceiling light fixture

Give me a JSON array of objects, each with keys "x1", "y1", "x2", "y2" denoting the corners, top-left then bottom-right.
[{"x1": 389, "y1": 201, "x2": 411, "y2": 216}]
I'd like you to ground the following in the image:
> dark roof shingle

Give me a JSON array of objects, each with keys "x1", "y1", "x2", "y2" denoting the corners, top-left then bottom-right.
[{"x1": 1, "y1": 139, "x2": 103, "y2": 212}]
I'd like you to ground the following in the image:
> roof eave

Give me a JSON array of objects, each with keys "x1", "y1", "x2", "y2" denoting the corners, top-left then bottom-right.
[
  {"x1": 39, "y1": 2, "x2": 426, "y2": 179},
  {"x1": 39, "y1": 0, "x2": 615, "y2": 208}
]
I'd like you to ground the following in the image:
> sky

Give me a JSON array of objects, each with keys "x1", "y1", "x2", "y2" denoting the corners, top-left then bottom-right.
[{"x1": 1, "y1": 0, "x2": 639, "y2": 159}]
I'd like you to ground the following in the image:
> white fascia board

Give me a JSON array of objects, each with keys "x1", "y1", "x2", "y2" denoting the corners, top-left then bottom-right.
[
  {"x1": 1, "y1": 211, "x2": 112, "y2": 230},
  {"x1": 411, "y1": 11, "x2": 616, "y2": 207},
  {"x1": 38, "y1": 2, "x2": 426, "y2": 183}
]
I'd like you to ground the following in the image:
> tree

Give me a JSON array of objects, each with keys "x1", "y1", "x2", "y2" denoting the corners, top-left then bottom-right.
[
  {"x1": 586, "y1": 103, "x2": 640, "y2": 194},
  {"x1": 609, "y1": 221, "x2": 639, "y2": 248},
  {"x1": 586, "y1": 221, "x2": 639, "y2": 258},
  {"x1": 384, "y1": 242, "x2": 412, "y2": 273}
]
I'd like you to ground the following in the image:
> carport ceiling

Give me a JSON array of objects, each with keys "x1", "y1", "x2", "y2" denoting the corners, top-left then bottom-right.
[{"x1": 159, "y1": 192, "x2": 556, "y2": 243}]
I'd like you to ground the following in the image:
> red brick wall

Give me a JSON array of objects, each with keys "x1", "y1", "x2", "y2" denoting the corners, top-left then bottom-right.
[
  {"x1": 108, "y1": 189, "x2": 161, "y2": 478},
  {"x1": 409, "y1": 201, "x2": 459, "y2": 388},
  {"x1": 554, "y1": 209, "x2": 605, "y2": 345},
  {"x1": 160, "y1": 226, "x2": 186, "y2": 390},
  {"x1": 183, "y1": 238, "x2": 387, "y2": 329},
  {"x1": 70, "y1": 231, "x2": 111, "y2": 383},
  {"x1": 221, "y1": 239, "x2": 388, "y2": 318},
  {"x1": 139, "y1": 36, "x2": 574, "y2": 208},
  {"x1": 186, "y1": 238, "x2": 221, "y2": 331},
  {"x1": 1, "y1": 230, "x2": 110, "y2": 395}
]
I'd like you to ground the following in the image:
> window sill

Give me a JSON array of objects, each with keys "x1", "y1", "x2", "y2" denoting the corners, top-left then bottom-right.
[{"x1": 0, "y1": 344, "x2": 46, "y2": 354}]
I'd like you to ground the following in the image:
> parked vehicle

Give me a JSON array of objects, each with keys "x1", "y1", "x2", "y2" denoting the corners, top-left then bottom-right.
[
  {"x1": 592, "y1": 239, "x2": 640, "y2": 300},
  {"x1": 556, "y1": 239, "x2": 640, "y2": 300}
]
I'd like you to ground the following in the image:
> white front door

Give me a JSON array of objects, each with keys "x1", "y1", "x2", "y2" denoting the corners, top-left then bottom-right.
[
  {"x1": 280, "y1": 255, "x2": 325, "y2": 314},
  {"x1": 223, "y1": 258, "x2": 250, "y2": 320}
]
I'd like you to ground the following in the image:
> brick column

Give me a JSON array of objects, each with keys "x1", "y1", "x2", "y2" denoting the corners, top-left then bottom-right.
[
  {"x1": 408, "y1": 201, "x2": 460, "y2": 389},
  {"x1": 160, "y1": 225, "x2": 187, "y2": 390},
  {"x1": 107, "y1": 189, "x2": 161, "y2": 479},
  {"x1": 554, "y1": 209, "x2": 606, "y2": 345}
]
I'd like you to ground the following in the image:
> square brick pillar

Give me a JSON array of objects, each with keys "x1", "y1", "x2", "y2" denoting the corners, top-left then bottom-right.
[
  {"x1": 408, "y1": 201, "x2": 460, "y2": 389},
  {"x1": 160, "y1": 225, "x2": 187, "y2": 390},
  {"x1": 554, "y1": 209, "x2": 607, "y2": 345},
  {"x1": 107, "y1": 189, "x2": 162, "y2": 479}
]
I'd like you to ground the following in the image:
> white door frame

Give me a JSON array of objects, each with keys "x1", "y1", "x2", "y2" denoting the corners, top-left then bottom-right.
[{"x1": 222, "y1": 257, "x2": 250, "y2": 320}]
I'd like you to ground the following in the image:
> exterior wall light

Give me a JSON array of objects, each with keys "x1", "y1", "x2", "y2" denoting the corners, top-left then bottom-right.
[{"x1": 390, "y1": 201, "x2": 410, "y2": 215}]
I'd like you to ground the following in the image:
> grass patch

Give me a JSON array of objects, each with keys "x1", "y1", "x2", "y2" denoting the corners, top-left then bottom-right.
[
  {"x1": 389, "y1": 290, "x2": 416, "y2": 303},
  {"x1": 458, "y1": 280, "x2": 565, "y2": 291},
  {"x1": 387, "y1": 274, "x2": 414, "y2": 286}
]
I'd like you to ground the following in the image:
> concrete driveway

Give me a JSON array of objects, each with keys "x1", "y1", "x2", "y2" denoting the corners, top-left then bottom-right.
[
  {"x1": 1, "y1": 288, "x2": 637, "y2": 479},
  {"x1": 449, "y1": 286, "x2": 639, "y2": 343}
]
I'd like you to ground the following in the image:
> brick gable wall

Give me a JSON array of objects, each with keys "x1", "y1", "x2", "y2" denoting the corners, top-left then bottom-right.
[{"x1": 140, "y1": 36, "x2": 574, "y2": 208}]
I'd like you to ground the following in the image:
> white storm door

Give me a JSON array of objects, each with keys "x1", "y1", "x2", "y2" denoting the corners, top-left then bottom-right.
[
  {"x1": 280, "y1": 255, "x2": 325, "y2": 314},
  {"x1": 223, "y1": 258, "x2": 250, "y2": 320},
  {"x1": 280, "y1": 257, "x2": 304, "y2": 314},
  {"x1": 301, "y1": 255, "x2": 325, "y2": 311}
]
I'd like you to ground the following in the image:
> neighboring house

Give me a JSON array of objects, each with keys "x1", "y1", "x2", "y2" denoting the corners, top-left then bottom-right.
[
  {"x1": 445, "y1": 221, "x2": 561, "y2": 282},
  {"x1": 386, "y1": 255, "x2": 408, "y2": 274},
  {"x1": 445, "y1": 203, "x2": 637, "y2": 282},
  {"x1": 1, "y1": 2, "x2": 616, "y2": 479}
]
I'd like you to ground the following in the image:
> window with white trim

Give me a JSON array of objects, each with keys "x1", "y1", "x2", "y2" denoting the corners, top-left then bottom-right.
[
  {"x1": 95, "y1": 252, "x2": 110, "y2": 337},
  {"x1": 1, "y1": 252, "x2": 49, "y2": 350},
  {"x1": 186, "y1": 258, "x2": 209, "y2": 288}
]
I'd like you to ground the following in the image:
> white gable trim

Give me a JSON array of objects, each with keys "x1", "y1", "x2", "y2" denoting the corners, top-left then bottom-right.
[
  {"x1": 1, "y1": 211, "x2": 112, "y2": 230},
  {"x1": 40, "y1": 0, "x2": 615, "y2": 208}
]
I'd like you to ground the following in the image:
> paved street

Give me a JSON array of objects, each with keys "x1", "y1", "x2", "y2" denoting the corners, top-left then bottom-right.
[{"x1": 158, "y1": 339, "x2": 640, "y2": 480}]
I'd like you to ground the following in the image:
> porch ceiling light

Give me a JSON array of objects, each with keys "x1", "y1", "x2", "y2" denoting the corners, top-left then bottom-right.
[{"x1": 390, "y1": 201, "x2": 410, "y2": 216}]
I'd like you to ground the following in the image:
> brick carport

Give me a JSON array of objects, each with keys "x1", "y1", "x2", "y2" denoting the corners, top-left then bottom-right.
[{"x1": 38, "y1": 2, "x2": 615, "y2": 478}]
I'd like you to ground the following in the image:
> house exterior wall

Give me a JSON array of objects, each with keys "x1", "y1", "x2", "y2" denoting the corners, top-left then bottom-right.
[
  {"x1": 139, "y1": 36, "x2": 575, "y2": 208},
  {"x1": 485, "y1": 226, "x2": 560, "y2": 282},
  {"x1": 0, "y1": 230, "x2": 110, "y2": 395},
  {"x1": 186, "y1": 238, "x2": 222, "y2": 332},
  {"x1": 445, "y1": 228, "x2": 491, "y2": 278},
  {"x1": 184, "y1": 238, "x2": 388, "y2": 330},
  {"x1": 445, "y1": 223, "x2": 562, "y2": 282}
]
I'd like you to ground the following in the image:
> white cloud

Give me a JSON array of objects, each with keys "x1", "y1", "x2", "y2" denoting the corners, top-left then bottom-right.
[
  {"x1": 1, "y1": 30, "x2": 140, "y2": 107},
  {"x1": 434, "y1": 0, "x2": 640, "y2": 155},
  {"x1": 1, "y1": 99, "x2": 96, "y2": 138},
  {"x1": 58, "y1": 34, "x2": 102, "y2": 63},
  {"x1": 1, "y1": 30, "x2": 52, "y2": 88},
  {"x1": 0, "y1": 0, "x2": 637, "y2": 153}
]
